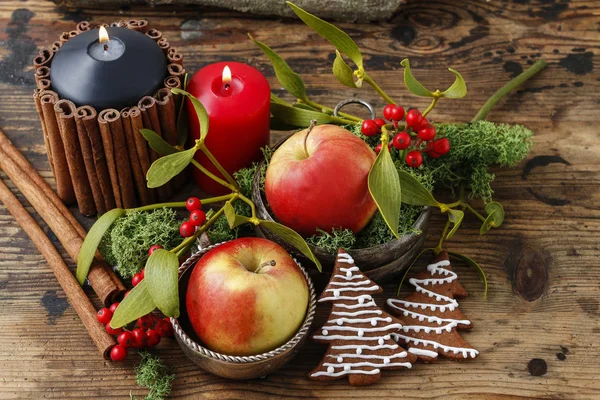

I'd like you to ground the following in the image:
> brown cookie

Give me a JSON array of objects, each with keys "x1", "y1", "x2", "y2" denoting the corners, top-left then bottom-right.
[{"x1": 309, "y1": 249, "x2": 416, "y2": 386}]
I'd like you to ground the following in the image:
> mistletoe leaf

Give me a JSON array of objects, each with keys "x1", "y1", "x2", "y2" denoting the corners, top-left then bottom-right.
[
  {"x1": 250, "y1": 34, "x2": 307, "y2": 100},
  {"x1": 448, "y1": 251, "x2": 488, "y2": 299},
  {"x1": 110, "y1": 280, "x2": 157, "y2": 328},
  {"x1": 140, "y1": 129, "x2": 177, "y2": 156},
  {"x1": 446, "y1": 208, "x2": 464, "y2": 240},
  {"x1": 485, "y1": 201, "x2": 505, "y2": 227},
  {"x1": 287, "y1": 1, "x2": 363, "y2": 69},
  {"x1": 397, "y1": 169, "x2": 440, "y2": 207},
  {"x1": 260, "y1": 219, "x2": 322, "y2": 272},
  {"x1": 171, "y1": 88, "x2": 209, "y2": 141},
  {"x1": 145, "y1": 249, "x2": 180, "y2": 317},
  {"x1": 224, "y1": 202, "x2": 252, "y2": 229},
  {"x1": 147, "y1": 147, "x2": 196, "y2": 188},
  {"x1": 76, "y1": 208, "x2": 126, "y2": 285},
  {"x1": 176, "y1": 73, "x2": 189, "y2": 147},
  {"x1": 400, "y1": 59, "x2": 433, "y2": 98},
  {"x1": 271, "y1": 102, "x2": 332, "y2": 127},
  {"x1": 397, "y1": 247, "x2": 436, "y2": 295},
  {"x1": 441, "y1": 68, "x2": 467, "y2": 99},
  {"x1": 368, "y1": 145, "x2": 402, "y2": 238},
  {"x1": 333, "y1": 50, "x2": 356, "y2": 88},
  {"x1": 479, "y1": 210, "x2": 496, "y2": 235}
]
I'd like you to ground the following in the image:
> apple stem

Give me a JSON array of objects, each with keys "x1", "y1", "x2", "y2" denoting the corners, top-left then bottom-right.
[
  {"x1": 255, "y1": 259, "x2": 276, "y2": 273},
  {"x1": 303, "y1": 119, "x2": 317, "y2": 157}
]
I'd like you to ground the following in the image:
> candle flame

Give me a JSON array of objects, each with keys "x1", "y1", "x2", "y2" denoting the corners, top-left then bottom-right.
[
  {"x1": 99, "y1": 26, "x2": 110, "y2": 44},
  {"x1": 222, "y1": 65, "x2": 232, "y2": 85}
]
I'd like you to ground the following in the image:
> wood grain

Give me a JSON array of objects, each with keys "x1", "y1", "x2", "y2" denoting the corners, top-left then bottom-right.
[{"x1": 0, "y1": 0, "x2": 599, "y2": 398}]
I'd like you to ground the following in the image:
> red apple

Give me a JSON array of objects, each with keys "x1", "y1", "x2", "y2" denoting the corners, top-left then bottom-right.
[
  {"x1": 265, "y1": 124, "x2": 377, "y2": 236},
  {"x1": 186, "y1": 237, "x2": 309, "y2": 356}
]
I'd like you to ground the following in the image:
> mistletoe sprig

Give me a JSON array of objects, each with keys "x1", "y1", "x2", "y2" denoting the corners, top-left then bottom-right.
[{"x1": 76, "y1": 87, "x2": 323, "y2": 329}]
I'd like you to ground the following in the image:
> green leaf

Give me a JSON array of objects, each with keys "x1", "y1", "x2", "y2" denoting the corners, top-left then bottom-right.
[
  {"x1": 400, "y1": 59, "x2": 433, "y2": 98},
  {"x1": 397, "y1": 170, "x2": 440, "y2": 207},
  {"x1": 270, "y1": 93, "x2": 290, "y2": 105},
  {"x1": 271, "y1": 102, "x2": 332, "y2": 127},
  {"x1": 140, "y1": 129, "x2": 177, "y2": 156},
  {"x1": 145, "y1": 249, "x2": 180, "y2": 317},
  {"x1": 260, "y1": 219, "x2": 322, "y2": 272},
  {"x1": 368, "y1": 145, "x2": 402, "y2": 238},
  {"x1": 176, "y1": 73, "x2": 189, "y2": 147},
  {"x1": 110, "y1": 280, "x2": 157, "y2": 328},
  {"x1": 171, "y1": 88, "x2": 209, "y2": 141},
  {"x1": 333, "y1": 50, "x2": 356, "y2": 88},
  {"x1": 293, "y1": 103, "x2": 320, "y2": 112},
  {"x1": 147, "y1": 147, "x2": 196, "y2": 188},
  {"x1": 270, "y1": 117, "x2": 302, "y2": 131},
  {"x1": 287, "y1": 2, "x2": 363, "y2": 69},
  {"x1": 224, "y1": 202, "x2": 252, "y2": 229},
  {"x1": 479, "y1": 211, "x2": 495, "y2": 235},
  {"x1": 441, "y1": 68, "x2": 467, "y2": 99},
  {"x1": 446, "y1": 209, "x2": 464, "y2": 240},
  {"x1": 76, "y1": 208, "x2": 126, "y2": 285},
  {"x1": 448, "y1": 251, "x2": 488, "y2": 299},
  {"x1": 250, "y1": 34, "x2": 307, "y2": 100},
  {"x1": 485, "y1": 201, "x2": 504, "y2": 227},
  {"x1": 397, "y1": 248, "x2": 436, "y2": 295}
]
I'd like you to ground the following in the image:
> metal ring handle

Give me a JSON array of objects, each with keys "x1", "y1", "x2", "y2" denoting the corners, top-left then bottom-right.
[{"x1": 333, "y1": 98, "x2": 376, "y2": 120}]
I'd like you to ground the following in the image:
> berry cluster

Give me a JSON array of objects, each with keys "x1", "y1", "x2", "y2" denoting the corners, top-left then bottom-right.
[
  {"x1": 97, "y1": 275, "x2": 174, "y2": 362},
  {"x1": 180, "y1": 197, "x2": 207, "y2": 238},
  {"x1": 361, "y1": 104, "x2": 451, "y2": 168}
]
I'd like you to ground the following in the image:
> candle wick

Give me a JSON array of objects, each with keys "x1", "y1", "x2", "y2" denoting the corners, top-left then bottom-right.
[
  {"x1": 224, "y1": 83, "x2": 231, "y2": 90},
  {"x1": 103, "y1": 44, "x2": 109, "y2": 51}
]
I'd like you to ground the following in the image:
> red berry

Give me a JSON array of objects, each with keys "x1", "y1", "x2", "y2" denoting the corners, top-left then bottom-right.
[
  {"x1": 186, "y1": 197, "x2": 202, "y2": 212},
  {"x1": 110, "y1": 345, "x2": 128, "y2": 362},
  {"x1": 361, "y1": 120, "x2": 378, "y2": 137},
  {"x1": 155, "y1": 319, "x2": 172, "y2": 337},
  {"x1": 137, "y1": 315, "x2": 154, "y2": 330},
  {"x1": 179, "y1": 221, "x2": 195, "y2": 237},
  {"x1": 123, "y1": 290, "x2": 131, "y2": 298},
  {"x1": 418, "y1": 124, "x2": 436, "y2": 141},
  {"x1": 433, "y1": 137, "x2": 451, "y2": 155},
  {"x1": 189, "y1": 209, "x2": 207, "y2": 227},
  {"x1": 145, "y1": 329, "x2": 161, "y2": 347},
  {"x1": 117, "y1": 331, "x2": 134, "y2": 348},
  {"x1": 375, "y1": 143, "x2": 382, "y2": 154},
  {"x1": 106, "y1": 323, "x2": 123, "y2": 335},
  {"x1": 392, "y1": 132, "x2": 411, "y2": 150},
  {"x1": 96, "y1": 308, "x2": 113, "y2": 325},
  {"x1": 148, "y1": 245, "x2": 162, "y2": 256},
  {"x1": 109, "y1": 302, "x2": 120, "y2": 313},
  {"x1": 389, "y1": 105, "x2": 405, "y2": 122},
  {"x1": 140, "y1": 269, "x2": 145, "y2": 279},
  {"x1": 373, "y1": 118, "x2": 386, "y2": 131},
  {"x1": 405, "y1": 109, "x2": 422, "y2": 129},
  {"x1": 406, "y1": 150, "x2": 423, "y2": 168},
  {"x1": 131, "y1": 328, "x2": 146, "y2": 349},
  {"x1": 131, "y1": 273, "x2": 144, "y2": 287},
  {"x1": 414, "y1": 117, "x2": 429, "y2": 132}
]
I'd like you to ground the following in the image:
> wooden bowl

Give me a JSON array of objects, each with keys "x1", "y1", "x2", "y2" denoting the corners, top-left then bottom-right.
[
  {"x1": 252, "y1": 136, "x2": 432, "y2": 283},
  {"x1": 171, "y1": 242, "x2": 317, "y2": 380}
]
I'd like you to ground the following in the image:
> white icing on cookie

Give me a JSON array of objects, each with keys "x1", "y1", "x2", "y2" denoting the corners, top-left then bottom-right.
[{"x1": 408, "y1": 348, "x2": 438, "y2": 358}]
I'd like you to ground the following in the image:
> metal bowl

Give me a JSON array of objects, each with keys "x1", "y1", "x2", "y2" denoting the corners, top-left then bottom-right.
[
  {"x1": 171, "y1": 242, "x2": 317, "y2": 380},
  {"x1": 252, "y1": 135, "x2": 432, "y2": 283}
]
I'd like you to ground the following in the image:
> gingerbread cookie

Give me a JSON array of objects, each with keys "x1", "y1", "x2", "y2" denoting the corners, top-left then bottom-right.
[
  {"x1": 309, "y1": 249, "x2": 416, "y2": 386},
  {"x1": 386, "y1": 251, "x2": 478, "y2": 362}
]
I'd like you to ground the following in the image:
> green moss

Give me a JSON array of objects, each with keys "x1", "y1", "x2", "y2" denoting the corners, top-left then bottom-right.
[
  {"x1": 306, "y1": 228, "x2": 356, "y2": 252},
  {"x1": 100, "y1": 208, "x2": 184, "y2": 279},
  {"x1": 132, "y1": 352, "x2": 175, "y2": 400}
]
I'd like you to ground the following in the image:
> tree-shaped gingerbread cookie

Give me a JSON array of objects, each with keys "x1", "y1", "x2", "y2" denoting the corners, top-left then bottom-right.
[
  {"x1": 387, "y1": 251, "x2": 478, "y2": 362},
  {"x1": 309, "y1": 249, "x2": 416, "y2": 386}
]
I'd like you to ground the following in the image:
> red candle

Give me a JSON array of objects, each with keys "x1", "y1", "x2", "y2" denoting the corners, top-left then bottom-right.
[{"x1": 187, "y1": 61, "x2": 270, "y2": 195}]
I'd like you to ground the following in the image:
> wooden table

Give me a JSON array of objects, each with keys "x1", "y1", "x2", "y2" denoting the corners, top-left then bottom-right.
[{"x1": 0, "y1": 0, "x2": 598, "y2": 398}]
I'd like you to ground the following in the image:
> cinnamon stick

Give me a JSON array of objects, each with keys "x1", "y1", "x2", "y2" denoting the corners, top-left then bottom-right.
[
  {"x1": 76, "y1": 20, "x2": 90, "y2": 32},
  {"x1": 98, "y1": 109, "x2": 137, "y2": 209},
  {"x1": 122, "y1": 108, "x2": 151, "y2": 205},
  {"x1": 37, "y1": 78, "x2": 51, "y2": 91},
  {"x1": 127, "y1": 19, "x2": 148, "y2": 33},
  {"x1": 51, "y1": 41, "x2": 62, "y2": 52},
  {"x1": 157, "y1": 38, "x2": 170, "y2": 53},
  {"x1": 167, "y1": 63, "x2": 185, "y2": 78},
  {"x1": 75, "y1": 106, "x2": 115, "y2": 213},
  {"x1": 155, "y1": 88, "x2": 186, "y2": 190},
  {"x1": 145, "y1": 28, "x2": 162, "y2": 41},
  {"x1": 129, "y1": 107, "x2": 157, "y2": 204},
  {"x1": 164, "y1": 76, "x2": 181, "y2": 90},
  {"x1": 54, "y1": 100, "x2": 96, "y2": 216},
  {"x1": 40, "y1": 91, "x2": 75, "y2": 205},
  {"x1": 139, "y1": 96, "x2": 171, "y2": 201},
  {"x1": 0, "y1": 129, "x2": 126, "y2": 304},
  {"x1": 33, "y1": 90, "x2": 55, "y2": 177},
  {"x1": 34, "y1": 66, "x2": 50, "y2": 85},
  {"x1": 0, "y1": 178, "x2": 116, "y2": 359},
  {"x1": 33, "y1": 49, "x2": 53, "y2": 68}
]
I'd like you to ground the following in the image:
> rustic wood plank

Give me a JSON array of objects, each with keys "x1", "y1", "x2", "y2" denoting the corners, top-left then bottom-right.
[{"x1": 0, "y1": 0, "x2": 599, "y2": 398}]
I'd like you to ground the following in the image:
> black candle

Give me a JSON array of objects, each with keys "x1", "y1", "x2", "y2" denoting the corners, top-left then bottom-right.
[{"x1": 51, "y1": 26, "x2": 167, "y2": 111}]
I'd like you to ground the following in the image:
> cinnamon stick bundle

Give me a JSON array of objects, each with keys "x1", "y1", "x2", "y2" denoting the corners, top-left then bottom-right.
[
  {"x1": 121, "y1": 108, "x2": 151, "y2": 205},
  {"x1": 0, "y1": 179, "x2": 116, "y2": 359},
  {"x1": 167, "y1": 48, "x2": 184, "y2": 66},
  {"x1": 55, "y1": 100, "x2": 96, "y2": 216},
  {"x1": 129, "y1": 107, "x2": 157, "y2": 204},
  {"x1": 98, "y1": 109, "x2": 137, "y2": 209},
  {"x1": 40, "y1": 91, "x2": 75, "y2": 205},
  {"x1": 75, "y1": 106, "x2": 115, "y2": 214},
  {"x1": 0, "y1": 129, "x2": 126, "y2": 304}
]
